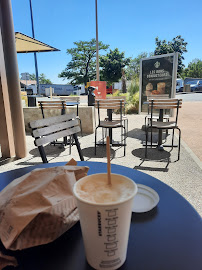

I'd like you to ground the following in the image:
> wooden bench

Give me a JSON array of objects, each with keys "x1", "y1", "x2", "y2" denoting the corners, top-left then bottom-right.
[{"x1": 29, "y1": 113, "x2": 84, "y2": 163}]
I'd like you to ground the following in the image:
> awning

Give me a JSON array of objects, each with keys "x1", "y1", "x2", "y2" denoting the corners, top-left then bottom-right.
[{"x1": 15, "y1": 32, "x2": 60, "y2": 53}]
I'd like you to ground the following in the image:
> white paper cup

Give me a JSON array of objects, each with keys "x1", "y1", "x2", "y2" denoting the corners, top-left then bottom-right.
[{"x1": 73, "y1": 173, "x2": 137, "y2": 270}]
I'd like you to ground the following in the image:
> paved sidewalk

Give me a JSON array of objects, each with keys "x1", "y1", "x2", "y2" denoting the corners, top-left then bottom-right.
[
  {"x1": 0, "y1": 112, "x2": 201, "y2": 217},
  {"x1": 178, "y1": 102, "x2": 202, "y2": 161}
]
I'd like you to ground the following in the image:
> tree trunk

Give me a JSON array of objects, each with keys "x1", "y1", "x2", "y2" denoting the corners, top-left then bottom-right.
[{"x1": 121, "y1": 69, "x2": 127, "y2": 93}]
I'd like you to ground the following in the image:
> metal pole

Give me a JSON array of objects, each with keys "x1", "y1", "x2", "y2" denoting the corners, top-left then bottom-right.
[
  {"x1": 29, "y1": 0, "x2": 39, "y2": 94},
  {"x1": 95, "y1": 0, "x2": 100, "y2": 81}
]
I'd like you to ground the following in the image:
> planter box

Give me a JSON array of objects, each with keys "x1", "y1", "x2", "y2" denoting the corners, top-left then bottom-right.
[{"x1": 23, "y1": 106, "x2": 95, "y2": 134}]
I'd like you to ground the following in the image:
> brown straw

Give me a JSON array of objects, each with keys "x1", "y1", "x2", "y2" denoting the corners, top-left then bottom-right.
[{"x1": 106, "y1": 136, "x2": 112, "y2": 186}]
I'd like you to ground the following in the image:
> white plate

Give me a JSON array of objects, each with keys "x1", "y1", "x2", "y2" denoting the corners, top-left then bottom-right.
[{"x1": 132, "y1": 184, "x2": 160, "y2": 213}]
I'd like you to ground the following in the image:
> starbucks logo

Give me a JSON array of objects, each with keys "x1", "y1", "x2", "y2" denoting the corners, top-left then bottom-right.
[{"x1": 154, "y1": 61, "x2": 160, "y2": 68}]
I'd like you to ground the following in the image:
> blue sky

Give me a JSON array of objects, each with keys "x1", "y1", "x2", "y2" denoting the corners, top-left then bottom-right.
[{"x1": 12, "y1": 0, "x2": 202, "y2": 84}]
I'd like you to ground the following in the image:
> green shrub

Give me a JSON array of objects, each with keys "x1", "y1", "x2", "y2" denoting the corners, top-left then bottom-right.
[
  {"x1": 126, "y1": 81, "x2": 139, "y2": 114},
  {"x1": 128, "y1": 78, "x2": 139, "y2": 96},
  {"x1": 113, "y1": 90, "x2": 121, "y2": 96}
]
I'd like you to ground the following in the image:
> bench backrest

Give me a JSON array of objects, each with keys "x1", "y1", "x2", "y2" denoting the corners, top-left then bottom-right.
[{"x1": 30, "y1": 113, "x2": 80, "y2": 147}]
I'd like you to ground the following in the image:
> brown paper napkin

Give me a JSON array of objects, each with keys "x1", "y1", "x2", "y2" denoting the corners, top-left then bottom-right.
[{"x1": 0, "y1": 160, "x2": 89, "y2": 252}]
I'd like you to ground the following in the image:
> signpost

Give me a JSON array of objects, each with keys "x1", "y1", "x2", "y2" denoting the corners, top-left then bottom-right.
[
  {"x1": 139, "y1": 53, "x2": 178, "y2": 113},
  {"x1": 90, "y1": 81, "x2": 106, "y2": 99}
]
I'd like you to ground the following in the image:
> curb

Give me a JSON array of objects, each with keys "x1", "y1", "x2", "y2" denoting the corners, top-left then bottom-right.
[{"x1": 181, "y1": 139, "x2": 202, "y2": 170}]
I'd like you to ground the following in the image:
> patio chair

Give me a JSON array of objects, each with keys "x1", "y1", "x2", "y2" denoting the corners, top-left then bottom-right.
[
  {"x1": 145, "y1": 98, "x2": 182, "y2": 160},
  {"x1": 94, "y1": 99, "x2": 126, "y2": 156},
  {"x1": 38, "y1": 100, "x2": 66, "y2": 118},
  {"x1": 59, "y1": 96, "x2": 82, "y2": 136},
  {"x1": 29, "y1": 113, "x2": 84, "y2": 163},
  {"x1": 104, "y1": 98, "x2": 128, "y2": 136}
]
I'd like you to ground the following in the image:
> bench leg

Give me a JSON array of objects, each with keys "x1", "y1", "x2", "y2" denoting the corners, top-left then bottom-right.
[
  {"x1": 38, "y1": 146, "x2": 48, "y2": 163},
  {"x1": 73, "y1": 134, "x2": 84, "y2": 161}
]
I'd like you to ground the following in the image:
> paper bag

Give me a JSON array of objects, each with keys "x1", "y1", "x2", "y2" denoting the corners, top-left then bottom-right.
[{"x1": 0, "y1": 165, "x2": 89, "y2": 250}]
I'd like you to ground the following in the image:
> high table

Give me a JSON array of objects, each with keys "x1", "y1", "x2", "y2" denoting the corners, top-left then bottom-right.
[{"x1": 0, "y1": 161, "x2": 201, "y2": 270}]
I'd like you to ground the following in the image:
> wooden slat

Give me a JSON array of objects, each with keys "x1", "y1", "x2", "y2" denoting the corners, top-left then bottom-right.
[
  {"x1": 151, "y1": 121, "x2": 177, "y2": 128},
  {"x1": 33, "y1": 119, "x2": 79, "y2": 137},
  {"x1": 40, "y1": 106, "x2": 66, "y2": 109},
  {"x1": 149, "y1": 102, "x2": 182, "y2": 105},
  {"x1": 35, "y1": 126, "x2": 80, "y2": 146},
  {"x1": 150, "y1": 102, "x2": 182, "y2": 106},
  {"x1": 60, "y1": 96, "x2": 80, "y2": 102},
  {"x1": 149, "y1": 98, "x2": 182, "y2": 102},
  {"x1": 152, "y1": 105, "x2": 182, "y2": 109},
  {"x1": 96, "y1": 105, "x2": 123, "y2": 109},
  {"x1": 147, "y1": 94, "x2": 169, "y2": 100},
  {"x1": 38, "y1": 101, "x2": 65, "y2": 104},
  {"x1": 106, "y1": 96, "x2": 126, "y2": 101},
  {"x1": 149, "y1": 99, "x2": 182, "y2": 108},
  {"x1": 95, "y1": 99, "x2": 125, "y2": 109},
  {"x1": 95, "y1": 99, "x2": 125, "y2": 103},
  {"x1": 150, "y1": 101, "x2": 182, "y2": 105},
  {"x1": 30, "y1": 113, "x2": 76, "y2": 129}
]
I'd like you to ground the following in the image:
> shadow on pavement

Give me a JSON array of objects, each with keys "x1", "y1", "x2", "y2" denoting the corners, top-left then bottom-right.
[
  {"x1": 81, "y1": 146, "x2": 115, "y2": 160},
  {"x1": 29, "y1": 143, "x2": 67, "y2": 158},
  {"x1": 127, "y1": 128, "x2": 168, "y2": 143},
  {"x1": 0, "y1": 157, "x2": 18, "y2": 166},
  {"x1": 132, "y1": 148, "x2": 170, "y2": 172}
]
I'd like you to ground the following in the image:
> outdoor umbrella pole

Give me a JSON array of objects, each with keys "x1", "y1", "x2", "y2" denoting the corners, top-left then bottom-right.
[{"x1": 29, "y1": 0, "x2": 39, "y2": 93}]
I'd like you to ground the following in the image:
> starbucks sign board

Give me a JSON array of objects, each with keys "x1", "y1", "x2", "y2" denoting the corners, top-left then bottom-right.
[{"x1": 139, "y1": 53, "x2": 178, "y2": 113}]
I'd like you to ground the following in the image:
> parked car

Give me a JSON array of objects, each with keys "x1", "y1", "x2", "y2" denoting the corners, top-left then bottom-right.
[
  {"x1": 186, "y1": 80, "x2": 202, "y2": 92},
  {"x1": 176, "y1": 79, "x2": 184, "y2": 92}
]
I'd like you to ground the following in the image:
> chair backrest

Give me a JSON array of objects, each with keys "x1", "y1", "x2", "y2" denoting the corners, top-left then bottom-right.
[
  {"x1": 30, "y1": 113, "x2": 80, "y2": 147},
  {"x1": 149, "y1": 98, "x2": 182, "y2": 124},
  {"x1": 95, "y1": 99, "x2": 125, "y2": 125},
  {"x1": 38, "y1": 100, "x2": 66, "y2": 118},
  {"x1": 95, "y1": 99, "x2": 125, "y2": 110},
  {"x1": 106, "y1": 95, "x2": 127, "y2": 102},
  {"x1": 149, "y1": 98, "x2": 182, "y2": 109},
  {"x1": 147, "y1": 94, "x2": 170, "y2": 114},
  {"x1": 147, "y1": 94, "x2": 169, "y2": 101}
]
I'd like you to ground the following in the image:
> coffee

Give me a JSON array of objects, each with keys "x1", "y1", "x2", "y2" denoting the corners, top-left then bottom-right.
[{"x1": 75, "y1": 175, "x2": 134, "y2": 204}]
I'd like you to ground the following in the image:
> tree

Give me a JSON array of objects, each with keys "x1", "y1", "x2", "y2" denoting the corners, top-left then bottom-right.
[
  {"x1": 100, "y1": 48, "x2": 130, "y2": 85},
  {"x1": 126, "y1": 52, "x2": 153, "y2": 79},
  {"x1": 154, "y1": 35, "x2": 188, "y2": 75},
  {"x1": 58, "y1": 39, "x2": 109, "y2": 86},
  {"x1": 183, "y1": 59, "x2": 202, "y2": 78},
  {"x1": 29, "y1": 73, "x2": 36, "y2": 81},
  {"x1": 29, "y1": 73, "x2": 52, "y2": 84}
]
